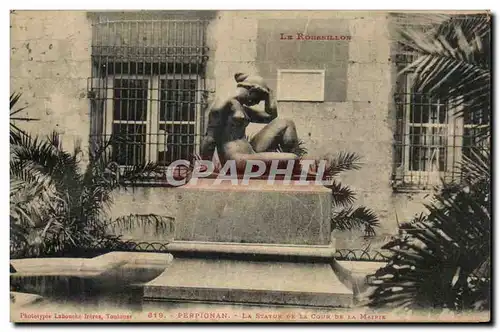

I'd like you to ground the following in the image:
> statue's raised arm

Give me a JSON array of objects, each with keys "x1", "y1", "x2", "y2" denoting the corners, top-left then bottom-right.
[{"x1": 234, "y1": 73, "x2": 277, "y2": 124}]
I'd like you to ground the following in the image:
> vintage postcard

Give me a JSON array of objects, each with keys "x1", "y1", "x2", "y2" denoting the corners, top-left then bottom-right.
[{"x1": 10, "y1": 10, "x2": 491, "y2": 323}]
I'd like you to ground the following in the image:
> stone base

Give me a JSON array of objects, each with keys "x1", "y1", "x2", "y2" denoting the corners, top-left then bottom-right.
[
  {"x1": 143, "y1": 242, "x2": 352, "y2": 308},
  {"x1": 144, "y1": 258, "x2": 352, "y2": 308},
  {"x1": 175, "y1": 179, "x2": 331, "y2": 245},
  {"x1": 142, "y1": 177, "x2": 342, "y2": 307}
]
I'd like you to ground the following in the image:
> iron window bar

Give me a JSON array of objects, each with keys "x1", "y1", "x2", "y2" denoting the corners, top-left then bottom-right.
[
  {"x1": 88, "y1": 19, "x2": 210, "y2": 184},
  {"x1": 392, "y1": 48, "x2": 486, "y2": 190}
]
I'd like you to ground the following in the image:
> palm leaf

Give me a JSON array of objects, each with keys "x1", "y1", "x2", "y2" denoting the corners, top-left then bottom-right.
[
  {"x1": 327, "y1": 180, "x2": 356, "y2": 208},
  {"x1": 277, "y1": 139, "x2": 308, "y2": 158},
  {"x1": 332, "y1": 206, "x2": 380, "y2": 237},
  {"x1": 398, "y1": 14, "x2": 491, "y2": 140},
  {"x1": 322, "y1": 151, "x2": 362, "y2": 178},
  {"x1": 10, "y1": 92, "x2": 38, "y2": 139},
  {"x1": 368, "y1": 146, "x2": 490, "y2": 311},
  {"x1": 391, "y1": 12, "x2": 451, "y2": 30},
  {"x1": 321, "y1": 151, "x2": 379, "y2": 235},
  {"x1": 107, "y1": 214, "x2": 175, "y2": 237},
  {"x1": 121, "y1": 162, "x2": 166, "y2": 183}
]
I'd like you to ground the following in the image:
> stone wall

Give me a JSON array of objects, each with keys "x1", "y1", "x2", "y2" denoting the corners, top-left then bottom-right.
[
  {"x1": 10, "y1": 10, "x2": 433, "y2": 247},
  {"x1": 10, "y1": 10, "x2": 92, "y2": 160}
]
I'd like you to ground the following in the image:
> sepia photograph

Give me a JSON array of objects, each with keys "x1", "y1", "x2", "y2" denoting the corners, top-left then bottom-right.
[{"x1": 9, "y1": 9, "x2": 492, "y2": 323}]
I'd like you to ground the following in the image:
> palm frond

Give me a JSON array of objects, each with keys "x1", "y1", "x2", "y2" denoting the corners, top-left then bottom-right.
[
  {"x1": 292, "y1": 139, "x2": 308, "y2": 158},
  {"x1": 9, "y1": 101, "x2": 178, "y2": 258},
  {"x1": 79, "y1": 141, "x2": 121, "y2": 220},
  {"x1": 368, "y1": 148, "x2": 490, "y2": 311},
  {"x1": 332, "y1": 206, "x2": 380, "y2": 237},
  {"x1": 10, "y1": 92, "x2": 38, "y2": 139},
  {"x1": 391, "y1": 12, "x2": 451, "y2": 30},
  {"x1": 276, "y1": 139, "x2": 308, "y2": 158},
  {"x1": 459, "y1": 148, "x2": 490, "y2": 183},
  {"x1": 11, "y1": 132, "x2": 81, "y2": 186},
  {"x1": 326, "y1": 180, "x2": 357, "y2": 207},
  {"x1": 322, "y1": 151, "x2": 362, "y2": 178},
  {"x1": 10, "y1": 92, "x2": 22, "y2": 111},
  {"x1": 10, "y1": 92, "x2": 30, "y2": 117},
  {"x1": 107, "y1": 214, "x2": 175, "y2": 237},
  {"x1": 398, "y1": 14, "x2": 491, "y2": 136},
  {"x1": 10, "y1": 154, "x2": 67, "y2": 222},
  {"x1": 369, "y1": 214, "x2": 490, "y2": 311},
  {"x1": 121, "y1": 162, "x2": 166, "y2": 183}
]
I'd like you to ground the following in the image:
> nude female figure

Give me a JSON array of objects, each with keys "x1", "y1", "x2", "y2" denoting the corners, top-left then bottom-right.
[{"x1": 200, "y1": 73, "x2": 300, "y2": 169}]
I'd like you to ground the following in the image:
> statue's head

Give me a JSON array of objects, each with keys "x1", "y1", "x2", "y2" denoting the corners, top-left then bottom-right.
[{"x1": 234, "y1": 72, "x2": 269, "y2": 106}]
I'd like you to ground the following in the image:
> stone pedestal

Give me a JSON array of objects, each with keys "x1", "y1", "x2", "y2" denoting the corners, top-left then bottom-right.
[
  {"x1": 175, "y1": 179, "x2": 331, "y2": 245},
  {"x1": 143, "y1": 179, "x2": 353, "y2": 308}
]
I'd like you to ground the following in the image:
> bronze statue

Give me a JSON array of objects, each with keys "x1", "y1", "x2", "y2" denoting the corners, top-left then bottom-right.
[{"x1": 201, "y1": 73, "x2": 300, "y2": 170}]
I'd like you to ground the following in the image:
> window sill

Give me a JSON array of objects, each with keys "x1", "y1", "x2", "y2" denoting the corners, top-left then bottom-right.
[
  {"x1": 391, "y1": 182, "x2": 440, "y2": 194},
  {"x1": 392, "y1": 187, "x2": 435, "y2": 194}
]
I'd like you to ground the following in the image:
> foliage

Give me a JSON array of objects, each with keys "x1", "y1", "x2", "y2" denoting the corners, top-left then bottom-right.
[
  {"x1": 368, "y1": 149, "x2": 490, "y2": 311},
  {"x1": 10, "y1": 94, "x2": 173, "y2": 258},
  {"x1": 323, "y1": 152, "x2": 380, "y2": 237},
  {"x1": 10, "y1": 92, "x2": 39, "y2": 139},
  {"x1": 368, "y1": 14, "x2": 491, "y2": 312},
  {"x1": 276, "y1": 139, "x2": 308, "y2": 158},
  {"x1": 398, "y1": 13, "x2": 491, "y2": 140}
]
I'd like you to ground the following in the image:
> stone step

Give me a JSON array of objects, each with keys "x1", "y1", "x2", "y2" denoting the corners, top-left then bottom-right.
[{"x1": 143, "y1": 257, "x2": 353, "y2": 308}]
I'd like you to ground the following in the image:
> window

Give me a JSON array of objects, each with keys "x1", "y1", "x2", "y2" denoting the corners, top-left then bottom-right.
[
  {"x1": 159, "y1": 77, "x2": 199, "y2": 165},
  {"x1": 277, "y1": 69, "x2": 325, "y2": 102},
  {"x1": 103, "y1": 75, "x2": 201, "y2": 167},
  {"x1": 88, "y1": 19, "x2": 209, "y2": 175},
  {"x1": 110, "y1": 78, "x2": 148, "y2": 166},
  {"x1": 393, "y1": 51, "x2": 487, "y2": 190}
]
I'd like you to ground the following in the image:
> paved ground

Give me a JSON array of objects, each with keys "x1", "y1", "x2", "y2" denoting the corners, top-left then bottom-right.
[{"x1": 10, "y1": 260, "x2": 489, "y2": 323}]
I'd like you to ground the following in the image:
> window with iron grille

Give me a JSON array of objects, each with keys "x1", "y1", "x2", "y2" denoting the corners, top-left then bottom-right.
[
  {"x1": 392, "y1": 49, "x2": 488, "y2": 190},
  {"x1": 88, "y1": 19, "x2": 209, "y2": 176}
]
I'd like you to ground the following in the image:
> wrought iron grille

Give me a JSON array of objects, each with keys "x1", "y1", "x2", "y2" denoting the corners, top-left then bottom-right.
[
  {"x1": 392, "y1": 48, "x2": 488, "y2": 190},
  {"x1": 88, "y1": 19, "x2": 210, "y2": 174},
  {"x1": 11, "y1": 242, "x2": 391, "y2": 262},
  {"x1": 111, "y1": 244, "x2": 390, "y2": 262}
]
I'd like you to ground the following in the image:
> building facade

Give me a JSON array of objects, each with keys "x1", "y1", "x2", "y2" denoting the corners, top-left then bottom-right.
[{"x1": 10, "y1": 10, "x2": 476, "y2": 247}]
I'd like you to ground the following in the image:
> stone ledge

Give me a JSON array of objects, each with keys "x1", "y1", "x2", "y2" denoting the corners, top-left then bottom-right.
[
  {"x1": 145, "y1": 286, "x2": 351, "y2": 308},
  {"x1": 144, "y1": 258, "x2": 352, "y2": 308},
  {"x1": 10, "y1": 252, "x2": 174, "y2": 298},
  {"x1": 166, "y1": 241, "x2": 336, "y2": 258},
  {"x1": 10, "y1": 252, "x2": 173, "y2": 278}
]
